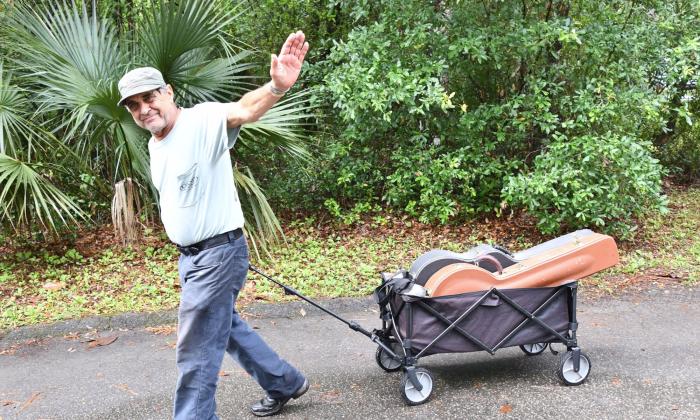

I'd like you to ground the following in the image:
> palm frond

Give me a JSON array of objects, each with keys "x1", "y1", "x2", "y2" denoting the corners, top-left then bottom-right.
[
  {"x1": 6, "y1": 2, "x2": 143, "y2": 186},
  {"x1": 7, "y1": 2, "x2": 124, "y2": 113},
  {"x1": 116, "y1": 117, "x2": 153, "y2": 187},
  {"x1": 0, "y1": 62, "x2": 112, "y2": 199},
  {"x1": 139, "y1": 0, "x2": 247, "y2": 104},
  {"x1": 172, "y1": 52, "x2": 258, "y2": 105},
  {"x1": 238, "y1": 90, "x2": 314, "y2": 161},
  {"x1": 0, "y1": 63, "x2": 57, "y2": 159},
  {"x1": 0, "y1": 70, "x2": 32, "y2": 157},
  {"x1": 0, "y1": 153, "x2": 86, "y2": 232},
  {"x1": 234, "y1": 166, "x2": 284, "y2": 258}
]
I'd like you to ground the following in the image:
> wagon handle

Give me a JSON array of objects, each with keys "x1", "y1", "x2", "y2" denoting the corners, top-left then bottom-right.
[{"x1": 248, "y1": 264, "x2": 375, "y2": 338}]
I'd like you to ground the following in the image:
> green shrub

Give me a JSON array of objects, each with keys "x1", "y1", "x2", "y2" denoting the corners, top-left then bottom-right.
[
  {"x1": 503, "y1": 133, "x2": 668, "y2": 236},
  {"x1": 385, "y1": 144, "x2": 514, "y2": 223},
  {"x1": 295, "y1": 0, "x2": 697, "y2": 233},
  {"x1": 661, "y1": 126, "x2": 700, "y2": 182},
  {"x1": 658, "y1": 98, "x2": 700, "y2": 182}
]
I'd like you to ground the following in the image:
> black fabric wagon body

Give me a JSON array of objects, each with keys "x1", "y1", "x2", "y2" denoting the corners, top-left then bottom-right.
[{"x1": 390, "y1": 285, "x2": 571, "y2": 356}]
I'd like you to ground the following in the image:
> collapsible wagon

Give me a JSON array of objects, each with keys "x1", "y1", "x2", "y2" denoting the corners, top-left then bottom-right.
[{"x1": 252, "y1": 229, "x2": 619, "y2": 405}]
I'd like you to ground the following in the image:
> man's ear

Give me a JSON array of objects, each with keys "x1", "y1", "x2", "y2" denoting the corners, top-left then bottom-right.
[{"x1": 164, "y1": 84, "x2": 178, "y2": 106}]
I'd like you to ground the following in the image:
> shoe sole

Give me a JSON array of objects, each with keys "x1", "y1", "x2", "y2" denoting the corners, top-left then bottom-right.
[{"x1": 292, "y1": 378, "x2": 309, "y2": 399}]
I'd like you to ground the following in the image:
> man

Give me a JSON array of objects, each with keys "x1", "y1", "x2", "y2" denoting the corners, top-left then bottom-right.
[{"x1": 117, "y1": 31, "x2": 310, "y2": 419}]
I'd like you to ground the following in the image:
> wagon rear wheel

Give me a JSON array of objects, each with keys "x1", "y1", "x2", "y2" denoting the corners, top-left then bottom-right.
[
  {"x1": 519, "y1": 342, "x2": 548, "y2": 355},
  {"x1": 375, "y1": 342, "x2": 403, "y2": 372}
]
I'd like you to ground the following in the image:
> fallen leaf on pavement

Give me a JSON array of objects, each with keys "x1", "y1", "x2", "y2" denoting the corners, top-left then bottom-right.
[
  {"x1": 0, "y1": 339, "x2": 44, "y2": 355},
  {"x1": 300, "y1": 308, "x2": 306, "y2": 317},
  {"x1": 499, "y1": 403, "x2": 513, "y2": 414},
  {"x1": 146, "y1": 325, "x2": 177, "y2": 335},
  {"x1": 218, "y1": 371, "x2": 230, "y2": 377},
  {"x1": 320, "y1": 390, "x2": 341, "y2": 400},
  {"x1": 19, "y1": 392, "x2": 42, "y2": 411},
  {"x1": 87, "y1": 335, "x2": 118, "y2": 348},
  {"x1": 611, "y1": 377, "x2": 622, "y2": 386},
  {"x1": 0, "y1": 347, "x2": 17, "y2": 356},
  {"x1": 113, "y1": 383, "x2": 138, "y2": 396},
  {"x1": 80, "y1": 330, "x2": 100, "y2": 342},
  {"x1": 63, "y1": 332, "x2": 81, "y2": 340}
]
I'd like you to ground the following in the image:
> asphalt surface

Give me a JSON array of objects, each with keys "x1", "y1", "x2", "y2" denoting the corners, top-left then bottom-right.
[{"x1": 1, "y1": 285, "x2": 698, "y2": 420}]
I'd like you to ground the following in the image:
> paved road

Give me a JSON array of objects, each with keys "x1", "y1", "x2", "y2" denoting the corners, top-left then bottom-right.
[{"x1": 1, "y1": 286, "x2": 698, "y2": 419}]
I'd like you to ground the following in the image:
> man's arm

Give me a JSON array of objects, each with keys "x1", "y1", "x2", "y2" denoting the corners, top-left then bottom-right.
[{"x1": 226, "y1": 31, "x2": 309, "y2": 128}]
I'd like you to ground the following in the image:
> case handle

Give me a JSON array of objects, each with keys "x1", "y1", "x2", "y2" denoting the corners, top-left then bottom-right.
[{"x1": 475, "y1": 254, "x2": 503, "y2": 275}]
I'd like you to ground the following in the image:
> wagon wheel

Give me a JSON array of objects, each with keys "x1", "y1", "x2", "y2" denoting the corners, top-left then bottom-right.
[
  {"x1": 519, "y1": 342, "x2": 548, "y2": 355},
  {"x1": 558, "y1": 350, "x2": 591, "y2": 386},
  {"x1": 375, "y1": 342, "x2": 403, "y2": 372},
  {"x1": 400, "y1": 367, "x2": 434, "y2": 405}
]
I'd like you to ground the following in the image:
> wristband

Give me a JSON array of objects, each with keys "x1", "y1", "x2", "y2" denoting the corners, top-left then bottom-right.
[{"x1": 269, "y1": 82, "x2": 289, "y2": 97}]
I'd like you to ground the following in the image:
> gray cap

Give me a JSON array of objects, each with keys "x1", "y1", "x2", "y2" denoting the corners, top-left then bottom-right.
[{"x1": 117, "y1": 67, "x2": 166, "y2": 106}]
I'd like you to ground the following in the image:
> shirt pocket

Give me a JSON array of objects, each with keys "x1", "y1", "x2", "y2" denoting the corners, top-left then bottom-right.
[{"x1": 176, "y1": 163, "x2": 203, "y2": 207}]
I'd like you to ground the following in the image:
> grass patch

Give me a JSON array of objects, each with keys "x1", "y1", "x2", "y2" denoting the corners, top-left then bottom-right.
[
  {"x1": 248, "y1": 229, "x2": 461, "y2": 301},
  {"x1": 0, "y1": 242, "x2": 181, "y2": 330},
  {"x1": 587, "y1": 186, "x2": 700, "y2": 289}
]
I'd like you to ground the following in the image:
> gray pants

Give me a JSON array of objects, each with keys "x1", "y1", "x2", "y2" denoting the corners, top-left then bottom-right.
[{"x1": 173, "y1": 232, "x2": 305, "y2": 419}]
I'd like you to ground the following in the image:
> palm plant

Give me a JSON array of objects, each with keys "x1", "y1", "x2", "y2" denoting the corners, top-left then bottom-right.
[
  {"x1": 0, "y1": 64, "x2": 88, "y2": 234},
  {"x1": 1, "y1": 0, "x2": 311, "y2": 247}
]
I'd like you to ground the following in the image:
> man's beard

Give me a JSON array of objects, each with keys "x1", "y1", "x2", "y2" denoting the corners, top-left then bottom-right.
[
  {"x1": 144, "y1": 115, "x2": 167, "y2": 135},
  {"x1": 148, "y1": 125, "x2": 166, "y2": 136}
]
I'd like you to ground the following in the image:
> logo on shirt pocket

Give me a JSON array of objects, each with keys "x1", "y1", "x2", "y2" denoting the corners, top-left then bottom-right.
[{"x1": 176, "y1": 163, "x2": 202, "y2": 207}]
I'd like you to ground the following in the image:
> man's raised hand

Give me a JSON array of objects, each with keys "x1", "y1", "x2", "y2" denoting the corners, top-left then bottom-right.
[{"x1": 270, "y1": 31, "x2": 309, "y2": 92}]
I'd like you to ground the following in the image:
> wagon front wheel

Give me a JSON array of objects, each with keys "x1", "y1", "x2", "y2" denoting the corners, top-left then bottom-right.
[
  {"x1": 558, "y1": 350, "x2": 591, "y2": 385},
  {"x1": 520, "y1": 342, "x2": 548, "y2": 355},
  {"x1": 400, "y1": 367, "x2": 434, "y2": 405},
  {"x1": 375, "y1": 342, "x2": 403, "y2": 372}
]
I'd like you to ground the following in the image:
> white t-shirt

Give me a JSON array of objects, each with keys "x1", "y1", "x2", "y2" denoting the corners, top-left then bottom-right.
[{"x1": 148, "y1": 102, "x2": 243, "y2": 246}]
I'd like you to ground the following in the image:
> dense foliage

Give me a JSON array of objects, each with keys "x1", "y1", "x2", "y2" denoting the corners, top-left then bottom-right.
[
  {"x1": 283, "y1": 0, "x2": 697, "y2": 235},
  {"x1": 1, "y1": 0, "x2": 699, "y2": 240}
]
